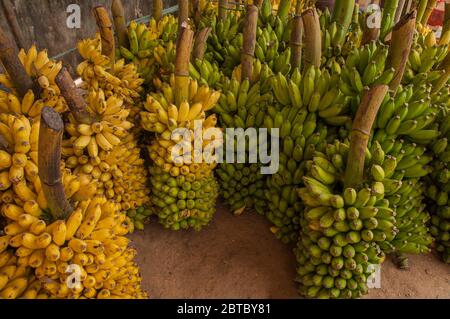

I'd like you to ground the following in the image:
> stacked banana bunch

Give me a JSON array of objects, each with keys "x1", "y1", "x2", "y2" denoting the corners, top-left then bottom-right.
[
  {"x1": 189, "y1": 57, "x2": 222, "y2": 88},
  {"x1": 63, "y1": 89, "x2": 150, "y2": 215},
  {"x1": 0, "y1": 46, "x2": 67, "y2": 115},
  {"x1": 119, "y1": 17, "x2": 178, "y2": 85},
  {"x1": 77, "y1": 34, "x2": 144, "y2": 106},
  {"x1": 425, "y1": 105, "x2": 450, "y2": 263},
  {"x1": 404, "y1": 30, "x2": 449, "y2": 86},
  {"x1": 126, "y1": 206, "x2": 153, "y2": 232},
  {"x1": 141, "y1": 76, "x2": 221, "y2": 230},
  {"x1": 319, "y1": 0, "x2": 362, "y2": 69},
  {"x1": 295, "y1": 140, "x2": 397, "y2": 299}
]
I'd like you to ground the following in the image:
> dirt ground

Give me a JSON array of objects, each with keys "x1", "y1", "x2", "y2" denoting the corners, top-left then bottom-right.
[{"x1": 130, "y1": 202, "x2": 450, "y2": 299}]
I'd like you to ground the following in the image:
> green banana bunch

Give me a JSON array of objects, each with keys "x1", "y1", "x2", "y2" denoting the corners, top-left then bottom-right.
[
  {"x1": 149, "y1": 165, "x2": 219, "y2": 231},
  {"x1": 404, "y1": 32, "x2": 449, "y2": 86},
  {"x1": 296, "y1": 140, "x2": 397, "y2": 299},
  {"x1": 189, "y1": 58, "x2": 223, "y2": 88},
  {"x1": 255, "y1": 25, "x2": 292, "y2": 75},
  {"x1": 127, "y1": 206, "x2": 153, "y2": 232}
]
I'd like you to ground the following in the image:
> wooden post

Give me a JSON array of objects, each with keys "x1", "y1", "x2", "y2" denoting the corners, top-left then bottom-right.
[
  {"x1": 38, "y1": 107, "x2": 73, "y2": 221},
  {"x1": 291, "y1": 14, "x2": 303, "y2": 70},
  {"x1": 175, "y1": 24, "x2": 194, "y2": 105},
  {"x1": 344, "y1": 85, "x2": 389, "y2": 189},
  {"x1": 193, "y1": 28, "x2": 212, "y2": 61},
  {"x1": 1, "y1": 0, "x2": 27, "y2": 49},
  {"x1": 219, "y1": 0, "x2": 229, "y2": 21},
  {"x1": 0, "y1": 30, "x2": 34, "y2": 97},
  {"x1": 302, "y1": 8, "x2": 322, "y2": 68},
  {"x1": 153, "y1": 0, "x2": 163, "y2": 21},
  {"x1": 241, "y1": 5, "x2": 258, "y2": 82},
  {"x1": 93, "y1": 6, "x2": 115, "y2": 63},
  {"x1": 111, "y1": 0, "x2": 128, "y2": 49},
  {"x1": 386, "y1": 10, "x2": 416, "y2": 92},
  {"x1": 55, "y1": 67, "x2": 96, "y2": 124},
  {"x1": 178, "y1": 0, "x2": 190, "y2": 32}
]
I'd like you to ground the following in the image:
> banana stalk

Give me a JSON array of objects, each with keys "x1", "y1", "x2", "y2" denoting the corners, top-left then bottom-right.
[
  {"x1": 344, "y1": 85, "x2": 389, "y2": 189},
  {"x1": 290, "y1": 14, "x2": 303, "y2": 70},
  {"x1": 219, "y1": 0, "x2": 229, "y2": 21},
  {"x1": 416, "y1": 0, "x2": 428, "y2": 24},
  {"x1": 420, "y1": 0, "x2": 437, "y2": 25},
  {"x1": 111, "y1": 0, "x2": 128, "y2": 48},
  {"x1": 386, "y1": 10, "x2": 416, "y2": 92},
  {"x1": 362, "y1": 3, "x2": 380, "y2": 45},
  {"x1": 380, "y1": 0, "x2": 399, "y2": 40},
  {"x1": 394, "y1": 0, "x2": 406, "y2": 24},
  {"x1": 38, "y1": 107, "x2": 73, "y2": 220},
  {"x1": 175, "y1": 25, "x2": 195, "y2": 105},
  {"x1": 302, "y1": 8, "x2": 322, "y2": 68},
  {"x1": 93, "y1": 6, "x2": 115, "y2": 64},
  {"x1": 55, "y1": 67, "x2": 97, "y2": 124},
  {"x1": 0, "y1": 29, "x2": 35, "y2": 97},
  {"x1": 153, "y1": 0, "x2": 163, "y2": 22},
  {"x1": 331, "y1": 0, "x2": 355, "y2": 47},
  {"x1": 179, "y1": 0, "x2": 190, "y2": 31},
  {"x1": 241, "y1": 4, "x2": 259, "y2": 81},
  {"x1": 193, "y1": 27, "x2": 212, "y2": 61}
]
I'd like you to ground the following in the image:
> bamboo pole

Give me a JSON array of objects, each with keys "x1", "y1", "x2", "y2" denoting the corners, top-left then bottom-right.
[
  {"x1": 1, "y1": 0, "x2": 27, "y2": 49},
  {"x1": 291, "y1": 14, "x2": 304, "y2": 70},
  {"x1": 421, "y1": 0, "x2": 437, "y2": 25},
  {"x1": 93, "y1": 6, "x2": 115, "y2": 63},
  {"x1": 178, "y1": 0, "x2": 190, "y2": 32},
  {"x1": 241, "y1": 5, "x2": 258, "y2": 82},
  {"x1": 55, "y1": 67, "x2": 96, "y2": 124},
  {"x1": 153, "y1": 0, "x2": 163, "y2": 22},
  {"x1": 193, "y1": 27, "x2": 212, "y2": 61},
  {"x1": 219, "y1": 0, "x2": 229, "y2": 21},
  {"x1": 302, "y1": 8, "x2": 322, "y2": 68},
  {"x1": 175, "y1": 24, "x2": 194, "y2": 105},
  {"x1": 344, "y1": 85, "x2": 389, "y2": 189},
  {"x1": 386, "y1": 10, "x2": 416, "y2": 92},
  {"x1": 0, "y1": 30, "x2": 34, "y2": 97},
  {"x1": 111, "y1": 0, "x2": 128, "y2": 49},
  {"x1": 38, "y1": 107, "x2": 73, "y2": 221}
]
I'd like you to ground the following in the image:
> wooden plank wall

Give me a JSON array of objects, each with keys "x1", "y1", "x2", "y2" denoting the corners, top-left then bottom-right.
[{"x1": 0, "y1": 0, "x2": 177, "y2": 74}]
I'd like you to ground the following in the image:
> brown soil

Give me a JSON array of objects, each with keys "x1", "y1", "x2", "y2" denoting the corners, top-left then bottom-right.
[{"x1": 130, "y1": 202, "x2": 450, "y2": 299}]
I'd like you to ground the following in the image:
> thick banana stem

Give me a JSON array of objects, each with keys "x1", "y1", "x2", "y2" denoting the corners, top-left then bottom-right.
[
  {"x1": 175, "y1": 24, "x2": 194, "y2": 105},
  {"x1": 111, "y1": 0, "x2": 128, "y2": 49},
  {"x1": 55, "y1": 67, "x2": 96, "y2": 124},
  {"x1": 153, "y1": 0, "x2": 163, "y2": 22},
  {"x1": 331, "y1": 0, "x2": 355, "y2": 47},
  {"x1": 421, "y1": 0, "x2": 437, "y2": 25},
  {"x1": 380, "y1": 0, "x2": 399, "y2": 41},
  {"x1": 38, "y1": 107, "x2": 73, "y2": 221},
  {"x1": 290, "y1": 15, "x2": 303, "y2": 70},
  {"x1": 362, "y1": 4, "x2": 380, "y2": 45},
  {"x1": 386, "y1": 10, "x2": 416, "y2": 92},
  {"x1": 302, "y1": 8, "x2": 322, "y2": 68},
  {"x1": 241, "y1": 5, "x2": 259, "y2": 82},
  {"x1": 178, "y1": 0, "x2": 189, "y2": 31},
  {"x1": 416, "y1": 0, "x2": 428, "y2": 24},
  {"x1": 193, "y1": 27, "x2": 212, "y2": 61},
  {"x1": 0, "y1": 30, "x2": 35, "y2": 97},
  {"x1": 93, "y1": 6, "x2": 115, "y2": 64},
  {"x1": 219, "y1": 0, "x2": 229, "y2": 21},
  {"x1": 344, "y1": 85, "x2": 389, "y2": 189}
]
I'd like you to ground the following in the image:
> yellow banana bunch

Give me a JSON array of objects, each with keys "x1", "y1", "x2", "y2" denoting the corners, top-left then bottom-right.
[
  {"x1": 141, "y1": 76, "x2": 220, "y2": 134},
  {"x1": 0, "y1": 196, "x2": 147, "y2": 299}
]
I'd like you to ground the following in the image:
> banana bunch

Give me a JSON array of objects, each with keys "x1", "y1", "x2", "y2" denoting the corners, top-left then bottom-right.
[
  {"x1": 201, "y1": 10, "x2": 243, "y2": 76},
  {"x1": 264, "y1": 103, "x2": 329, "y2": 243},
  {"x1": 149, "y1": 164, "x2": 219, "y2": 231},
  {"x1": 189, "y1": 57, "x2": 222, "y2": 88},
  {"x1": 119, "y1": 18, "x2": 178, "y2": 84},
  {"x1": 374, "y1": 84, "x2": 443, "y2": 145},
  {"x1": 0, "y1": 197, "x2": 147, "y2": 299},
  {"x1": 126, "y1": 206, "x2": 153, "y2": 232},
  {"x1": 339, "y1": 42, "x2": 395, "y2": 111},
  {"x1": 190, "y1": 0, "x2": 217, "y2": 28},
  {"x1": 296, "y1": 140, "x2": 397, "y2": 299},
  {"x1": 425, "y1": 105, "x2": 450, "y2": 263},
  {"x1": 63, "y1": 89, "x2": 150, "y2": 213},
  {"x1": 229, "y1": 59, "x2": 274, "y2": 94},
  {"x1": 77, "y1": 34, "x2": 144, "y2": 105},
  {"x1": 0, "y1": 89, "x2": 46, "y2": 120},
  {"x1": 141, "y1": 76, "x2": 220, "y2": 134},
  {"x1": 404, "y1": 31, "x2": 449, "y2": 85}
]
